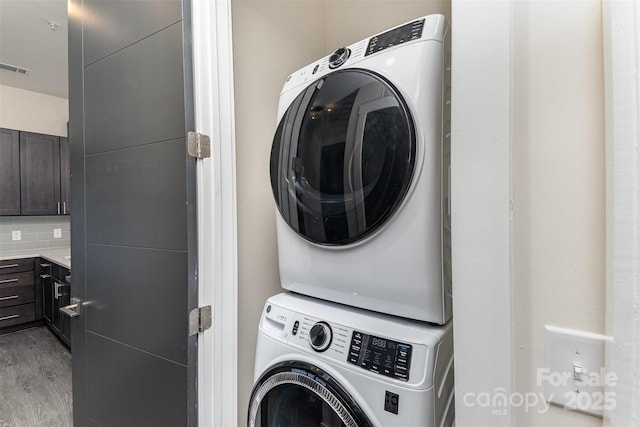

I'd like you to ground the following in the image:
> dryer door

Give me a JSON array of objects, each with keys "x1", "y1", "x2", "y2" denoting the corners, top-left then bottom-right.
[
  {"x1": 270, "y1": 69, "x2": 416, "y2": 246},
  {"x1": 248, "y1": 362, "x2": 373, "y2": 427}
]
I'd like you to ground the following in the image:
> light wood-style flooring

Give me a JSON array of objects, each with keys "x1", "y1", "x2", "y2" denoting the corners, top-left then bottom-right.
[{"x1": 0, "y1": 327, "x2": 72, "y2": 427}]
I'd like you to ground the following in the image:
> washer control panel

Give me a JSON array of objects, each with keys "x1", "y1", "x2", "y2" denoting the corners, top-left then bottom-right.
[
  {"x1": 287, "y1": 314, "x2": 413, "y2": 381},
  {"x1": 348, "y1": 331, "x2": 412, "y2": 381},
  {"x1": 262, "y1": 298, "x2": 424, "y2": 383}
]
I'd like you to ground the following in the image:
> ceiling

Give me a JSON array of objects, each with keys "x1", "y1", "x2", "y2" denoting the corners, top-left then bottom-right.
[{"x1": 0, "y1": 0, "x2": 68, "y2": 99}]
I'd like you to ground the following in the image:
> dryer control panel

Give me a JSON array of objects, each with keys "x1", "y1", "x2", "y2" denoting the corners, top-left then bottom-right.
[
  {"x1": 348, "y1": 331, "x2": 412, "y2": 382},
  {"x1": 365, "y1": 19, "x2": 425, "y2": 56}
]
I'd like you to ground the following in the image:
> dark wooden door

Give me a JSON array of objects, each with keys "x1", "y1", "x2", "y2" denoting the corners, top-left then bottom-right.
[
  {"x1": 0, "y1": 128, "x2": 20, "y2": 215},
  {"x1": 19, "y1": 132, "x2": 61, "y2": 215},
  {"x1": 68, "y1": 0, "x2": 197, "y2": 425}
]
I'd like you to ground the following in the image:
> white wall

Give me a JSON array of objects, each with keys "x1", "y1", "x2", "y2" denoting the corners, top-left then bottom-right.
[
  {"x1": 0, "y1": 84, "x2": 68, "y2": 136},
  {"x1": 231, "y1": 1, "x2": 326, "y2": 421},
  {"x1": 512, "y1": 1, "x2": 605, "y2": 426}
]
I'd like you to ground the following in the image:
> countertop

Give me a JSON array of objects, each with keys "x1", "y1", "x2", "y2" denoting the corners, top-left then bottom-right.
[{"x1": 0, "y1": 247, "x2": 71, "y2": 269}]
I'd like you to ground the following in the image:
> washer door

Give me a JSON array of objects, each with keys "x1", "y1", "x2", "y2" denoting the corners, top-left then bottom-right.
[
  {"x1": 270, "y1": 69, "x2": 416, "y2": 246},
  {"x1": 248, "y1": 362, "x2": 373, "y2": 427}
]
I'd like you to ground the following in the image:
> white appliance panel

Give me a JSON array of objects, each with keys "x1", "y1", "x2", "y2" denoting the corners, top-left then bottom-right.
[
  {"x1": 250, "y1": 293, "x2": 454, "y2": 427},
  {"x1": 272, "y1": 14, "x2": 451, "y2": 323}
]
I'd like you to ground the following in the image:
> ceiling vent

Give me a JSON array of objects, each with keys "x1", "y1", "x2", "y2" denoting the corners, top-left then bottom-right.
[{"x1": 0, "y1": 62, "x2": 30, "y2": 75}]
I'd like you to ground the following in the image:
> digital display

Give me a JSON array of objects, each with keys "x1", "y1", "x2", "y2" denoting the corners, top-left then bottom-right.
[
  {"x1": 348, "y1": 331, "x2": 412, "y2": 381},
  {"x1": 371, "y1": 337, "x2": 387, "y2": 349}
]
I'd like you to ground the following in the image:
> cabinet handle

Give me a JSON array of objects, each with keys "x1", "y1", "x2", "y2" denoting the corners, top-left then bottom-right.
[
  {"x1": 0, "y1": 314, "x2": 19, "y2": 322},
  {"x1": 0, "y1": 295, "x2": 19, "y2": 301},
  {"x1": 40, "y1": 263, "x2": 51, "y2": 268},
  {"x1": 0, "y1": 264, "x2": 19, "y2": 269},
  {"x1": 0, "y1": 278, "x2": 19, "y2": 284},
  {"x1": 57, "y1": 202, "x2": 61, "y2": 215},
  {"x1": 63, "y1": 201, "x2": 67, "y2": 215},
  {"x1": 40, "y1": 274, "x2": 51, "y2": 279},
  {"x1": 54, "y1": 282, "x2": 63, "y2": 299}
]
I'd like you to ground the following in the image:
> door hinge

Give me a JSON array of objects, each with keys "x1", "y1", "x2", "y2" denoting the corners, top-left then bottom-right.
[
  {"x1": 189, "y1": 305, "x2": 212, "y2": 336},
  {"x1": 187, "y1": 131, "x2": 211, "y2": 159}
]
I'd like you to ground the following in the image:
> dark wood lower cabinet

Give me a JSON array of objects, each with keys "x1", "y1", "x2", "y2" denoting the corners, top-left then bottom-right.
[
  {"x1": 40, "y1": 260, "x2": 71, "y2": 347},
  {"x1": 0, "y1": 285, "x2": 34, "y2": 308},
  {"x1": 0, "y1": 303, "x2": 36, "y2": 327},
  {"x1": 0, "y1": 258, "x2": 38, "y2": 332},
  {"x1": 0, "y1": 257, "x2": 73, "y2": 346}
]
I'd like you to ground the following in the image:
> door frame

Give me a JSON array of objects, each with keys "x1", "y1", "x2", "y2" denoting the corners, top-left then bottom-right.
[
  {"x1": 603, "y1": 1, "x2": 640, "y2": 424},
  {"x1": 450, "y1": 1, "x2": 514, "y2": 425},
  {"x1": 191, "y1": 1, "x2": 239, "y2": 426}
]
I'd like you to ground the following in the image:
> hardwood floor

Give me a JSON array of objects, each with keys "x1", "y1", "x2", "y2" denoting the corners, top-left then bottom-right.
[{"x1": 0, "y1": 327, "x2": 72, "y2": 427}]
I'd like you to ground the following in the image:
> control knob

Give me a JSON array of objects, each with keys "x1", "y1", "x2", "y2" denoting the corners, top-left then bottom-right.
[
  {"x1": 328, "y1": 47, "x2": 350, "y2": 69},
  {"x1": 309, "y1": 321, "x2": 332, "y2": 352}
]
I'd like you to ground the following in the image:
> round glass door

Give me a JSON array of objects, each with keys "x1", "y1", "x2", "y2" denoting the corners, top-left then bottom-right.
[
  {"x1": 248, "y1": 363, "x2": 372, "y2": 427},
  {"x1": 270, "y1": 69, "x2": 416, "y2": 246}
]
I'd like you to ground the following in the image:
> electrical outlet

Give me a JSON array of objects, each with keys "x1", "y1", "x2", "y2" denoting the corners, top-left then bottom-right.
[
  {"x1": 53, "y1": 228, "x2": 62, "y2": 238},
  {"x1": 11, "y1": 230, "x2": 21, "y2": 241},
  {"x1": 543, "y1": 325, "x2": 614, "y2": 417}
]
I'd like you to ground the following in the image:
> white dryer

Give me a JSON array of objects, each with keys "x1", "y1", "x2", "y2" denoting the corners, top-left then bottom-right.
[
  {"x1": 270, "y1": 14, "x2": 452, "y2": 324},
  {"x1": 248, "y1": 292, "x2": 454, "y2": 427}
]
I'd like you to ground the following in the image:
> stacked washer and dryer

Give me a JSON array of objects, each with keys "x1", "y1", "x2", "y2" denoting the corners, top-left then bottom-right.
[{"x1": 249, "y1": 14, "x2": 453, "y2": 427}]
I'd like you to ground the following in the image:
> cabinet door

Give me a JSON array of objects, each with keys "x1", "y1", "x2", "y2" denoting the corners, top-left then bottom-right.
[
  {"x1": 42, "y1": 275, "x2": 53, "y2": 322},
  {"x1": 52, "y1": 280, "x2": 62, "y2": 331},
  {"x1": 60, "y1": 137, "x2": 71, "y2": 215},
  {"x1": 19, "y1": 132, "x2": 61, "y2": 215},
  {"x1": 58, "y1": 283, "x2": 71, "y2": 343},
  {"x1": 0, "y1": 128, "x2": 20, "y2": 215}
]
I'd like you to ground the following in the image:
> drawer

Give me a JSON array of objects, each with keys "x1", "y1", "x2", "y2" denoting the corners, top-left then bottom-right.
[
  {"x1": 0, "y1": 258, "x2": 34, "y2": 274},
  {"x1": 0, "y1": 271, "x2": 34, "y2": 289},
  {"x1": 40, "y1": 261, "x2": 71, "y2": 284},
  {"x1": 0, "y1": 286, "x2": 35, "y2": 308},
  {"x1": 0, "y1": 303, "x2": 35, "y2": 327}
]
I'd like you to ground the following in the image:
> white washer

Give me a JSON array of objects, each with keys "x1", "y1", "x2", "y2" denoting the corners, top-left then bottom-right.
[
  {"x1": 248, "y1": 292, "x2": 454, "y2": 427},
  {"x1": 270, "y1": 15, "x2": 452, "y2": 324}
]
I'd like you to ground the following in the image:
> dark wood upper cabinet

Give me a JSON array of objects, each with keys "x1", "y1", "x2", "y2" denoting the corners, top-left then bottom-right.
[
  {"x1": 1, "y1": 129, "x2": 70, "y2": 216},
  {"x1": 0, "y1": 128, "x2": 21, "y2": 215},
  {"x1": 60, "y1": 137, "x2": 71, "y2": 214},
  {"x1": 19, "y1": 131, "x2": 62, "y2": 215}
]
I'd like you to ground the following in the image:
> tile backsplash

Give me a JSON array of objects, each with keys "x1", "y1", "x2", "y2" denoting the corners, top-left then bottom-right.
[{"x1": 0, "y1": 216, "x2": 70, "y2": 252}]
